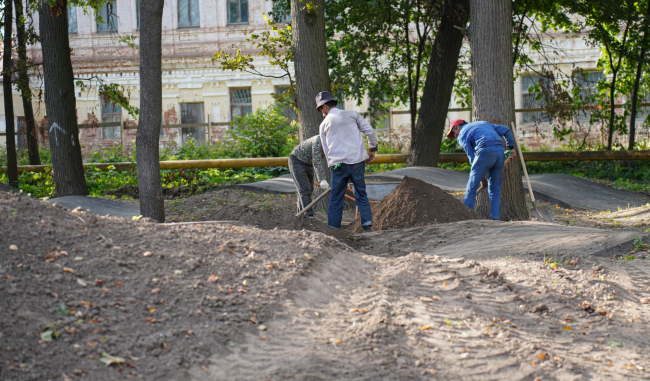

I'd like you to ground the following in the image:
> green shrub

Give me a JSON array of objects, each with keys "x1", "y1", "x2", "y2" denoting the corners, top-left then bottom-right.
[{"x1": 226, "y1": 105, "x2": 298, "y2": 158}]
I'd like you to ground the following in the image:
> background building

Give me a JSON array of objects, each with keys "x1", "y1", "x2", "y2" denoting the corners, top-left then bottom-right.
[{"x1": 0, "y1": 0, "x2": 645, "y2": 156}]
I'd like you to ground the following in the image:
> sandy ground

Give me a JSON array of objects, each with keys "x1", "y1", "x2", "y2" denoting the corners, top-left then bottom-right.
[{"x1": 4, "y1": 187, "x2": 650, "y2": 380}]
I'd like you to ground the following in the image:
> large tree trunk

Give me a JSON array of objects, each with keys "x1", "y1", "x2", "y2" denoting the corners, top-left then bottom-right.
[
  {"x1": 469, "y1": 0, "x2": 528, "y2": 221},
  {"x1": 291, "y1": 0, "x2": 332, "y2": 210},
  {"x1": 291, "y1": 0, "x2": 330, "y2": 140},
  {"x1": 15, "y1": 0, "x2": 40, "y2": 165},
  {"x1": 38, "y1": 0, "x2": 88, "y2": 196},
  {"x1": 408, "y1": 0, "x2": 469, "y2": 167},
  {"x1": 136, "y1": 0, "x2": 165, "y2": 222},
  {"x1": 3, "y1": 0, "x2": 18, "y2": 187}
]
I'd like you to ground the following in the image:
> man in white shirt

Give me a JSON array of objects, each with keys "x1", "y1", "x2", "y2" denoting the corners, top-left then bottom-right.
[{"x1": 316, "y1": 91, "x2": 378, "y2": 232}]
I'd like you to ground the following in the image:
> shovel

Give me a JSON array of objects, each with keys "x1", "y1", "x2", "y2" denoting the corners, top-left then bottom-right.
[
  {"x1": 511, "y1": 122, "x2": 555, "y2": 222},
  {"x1": 295, "y1": 188, "x2": 331, "y2": 217}
]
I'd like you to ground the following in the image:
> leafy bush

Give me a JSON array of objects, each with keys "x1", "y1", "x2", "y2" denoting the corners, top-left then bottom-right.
[{"x1": 226, "y1": 105, "x2": 298, "y2": 158}]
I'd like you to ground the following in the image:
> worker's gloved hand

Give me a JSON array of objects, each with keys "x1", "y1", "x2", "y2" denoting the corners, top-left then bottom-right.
[
  {"x1": 320, "y1": 180, "x2": 330, "y2": 190},
  {"x1": 504, "y1": 150, "x2": 514, "y2": 159}
]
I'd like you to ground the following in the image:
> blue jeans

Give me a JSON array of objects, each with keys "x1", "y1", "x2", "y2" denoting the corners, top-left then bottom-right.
[
  {"x1": 464, "y1": 146, "x2": 505, "y2": 220},
  {"x1": 328, "y1": 162, "x2": 372, "y2": 229}
]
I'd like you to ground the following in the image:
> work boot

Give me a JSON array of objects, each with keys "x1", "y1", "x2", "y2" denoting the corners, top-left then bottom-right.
[{"x1": 363, "y1": 225, "x2": 372, "y2": 233}]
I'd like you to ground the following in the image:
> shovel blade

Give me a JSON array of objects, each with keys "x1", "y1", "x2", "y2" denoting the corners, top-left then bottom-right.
[{"x1": 531, "y1": 206, "x2": 554, "y2": 222}]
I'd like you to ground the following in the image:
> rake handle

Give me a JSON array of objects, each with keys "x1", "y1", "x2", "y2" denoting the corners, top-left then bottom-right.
[
  {"x1": 295, "y1": 188, "x2": 331, "y2": 217},
  {"x1": 511, "y1": 122, "x2": 537, "y2": 204}
]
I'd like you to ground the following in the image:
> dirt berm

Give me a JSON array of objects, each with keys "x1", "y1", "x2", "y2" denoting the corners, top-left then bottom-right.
[{"x1": 347, "y1": 176, "x2": 481, "y2": 233}]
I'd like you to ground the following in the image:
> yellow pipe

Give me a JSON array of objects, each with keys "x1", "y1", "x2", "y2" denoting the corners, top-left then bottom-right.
[{"x1": 5, "y1": 151, "x2": 650, "y2": 174}]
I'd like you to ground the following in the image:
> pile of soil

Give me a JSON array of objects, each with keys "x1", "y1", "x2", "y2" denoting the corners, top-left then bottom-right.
[
  {"x1": 0, "y1": 191, "x2": 348, "y2": 380},
  {"x1": 206, "y1": 205, "x2": 354, "y2": 247},
  {"x1": 347, "y1": 176, "x2": 481, "y2": 233}
]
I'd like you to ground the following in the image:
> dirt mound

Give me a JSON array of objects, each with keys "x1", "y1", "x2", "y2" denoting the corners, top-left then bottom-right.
[
  {"x1": 347, "y1": 176, "x2": 481, "y2": 233},
  {"x1": 0, "y1": 191, "x2": 349, "y2": 380},
  {"x1": 207, "y1": 205, "x2": 354, "y2": 247}
]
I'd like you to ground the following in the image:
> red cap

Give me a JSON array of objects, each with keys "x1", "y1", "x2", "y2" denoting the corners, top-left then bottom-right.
[{"x1": 446, "y1": 119, "x2": 467, "y2": 139}]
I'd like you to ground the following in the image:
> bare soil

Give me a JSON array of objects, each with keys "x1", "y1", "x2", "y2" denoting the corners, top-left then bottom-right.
[
  {"x1": 0, "y1": 191, "x2": 351, "y2": 380},
  {"x1": 348, "y1": 176, "x2": 481, "y2": 233},
  {"x1": 4, "y1": 183, "x2": 650, "y2": 380}
]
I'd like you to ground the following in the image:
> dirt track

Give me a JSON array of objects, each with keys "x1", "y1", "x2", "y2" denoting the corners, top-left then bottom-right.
[{"x1": 3, "y1": 188, "x2": 650, "y2": 380}]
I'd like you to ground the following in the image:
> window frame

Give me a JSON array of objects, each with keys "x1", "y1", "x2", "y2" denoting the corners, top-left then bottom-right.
[
  {"x1": 136, "y1": 0, "x2": 141, "y2": 30},
  {"x1": 520, "y1": 74, "x2": 551, "y2": 124},
  {"x1": 68, "y1": 5, "x2": 78, "y2": 34},
  {"x1": 227, "y1": 0, "x2": 250, "y2": 25},
  {"x1": 230, "y1": 88, "x2": 253, "y2": 121},
  {"x1": 101, "y1": 99, "x2": 123, "y2": 140},
  {"x1": 178, "y1": 0, "x2": 201, "y2": 28},
  {"x1": 96, "y1": 0, "x2": 118, "y2": 33},
  {"x1": 573, "y1": 71, "x2": 604, "y2": 122},
  {"x1": 275, "y1": 86, "x2": 297, "y2": 120}
]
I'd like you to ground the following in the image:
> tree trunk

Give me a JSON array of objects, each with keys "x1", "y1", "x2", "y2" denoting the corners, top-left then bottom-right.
[
  {"x1": 14, "y1": 0, "x2": 40, "y2": 165},
  {"x1": 291, "y1": 0, "x2": 332, "y2": 210},
  {"x1": 606, "y1": 72, "x2": 618, "y2": 150},
  {"x1": 291, "y1": 0, "x2": 330, "y2": 140},
  {"x1": 475, "y1": 156, "x2": 527, "y2": 220},
  {"x1": 468, "y1": 0, "x2": 528, "y2": 221},
  {"x1": 628, "y1": 48, "x2": 645, "y2": 151},
  {"x1": 38, "y1": 0, "x2": 88, "y2": 196},
  {"x1": 408, "y1": 0, "x2": 469, "y2": 167},
  {"x1": 3, "y1": 0, "x2": 18, "y2": 187},
  {"x1": 136, "y1": 0, "x2": 165, "y2": 222}
]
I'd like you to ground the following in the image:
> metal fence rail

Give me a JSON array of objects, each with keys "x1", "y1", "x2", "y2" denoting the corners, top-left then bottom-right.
[{"x1": 4, "y1": 151, "x2": 650, "y2": 174}]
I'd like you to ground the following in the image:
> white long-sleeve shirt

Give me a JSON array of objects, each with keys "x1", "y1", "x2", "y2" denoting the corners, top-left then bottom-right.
[{"x1": 319, "y1": 108, "x2": 378, "y2": 167}]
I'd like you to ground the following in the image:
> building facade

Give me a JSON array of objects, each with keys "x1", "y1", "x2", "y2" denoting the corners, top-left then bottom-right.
[{"x1": 0, "y1": 1, "x2": 646, "y2": 155}]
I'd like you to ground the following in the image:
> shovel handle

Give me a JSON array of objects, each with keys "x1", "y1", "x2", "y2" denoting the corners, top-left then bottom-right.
[
  {"x1": 511, "y1": 122, "x2": 537, "y2": 204},
  {"x1": 295, "y1": 188, "x2": 331, "y2": 217}
]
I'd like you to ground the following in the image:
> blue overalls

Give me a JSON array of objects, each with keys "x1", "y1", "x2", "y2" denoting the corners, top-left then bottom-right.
[{"x1": 457, "y1": 121, "x2": 514, "y2": 220}]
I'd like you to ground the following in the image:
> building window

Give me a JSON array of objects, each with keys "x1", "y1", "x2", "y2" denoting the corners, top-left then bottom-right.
[
  {"x1": 136, "y1": 0, "x2": 141, "y2": 30},
  {"x1": 228, "y1": 0, "x2": 249, "y2": 24},
  {"x1": 275, "y1": 87, "x2": 297, "y2": 120},
  {"x1": 68, "y1": 5, "x2": 78, "y2": 33},
  {"x1": 273, "y1": 2, "x2": 290, "y2": 23},
  {"x1": 574, "y1": 71, "x2": 604, "y2": 122},
  {"x1": 101, "y1": 99, "x2": 122, "y2": 140},
  {"x1": 97, "y1": 1, "x2": 118, "y2": 32},
  {"x1": 180, "y1": 103, "x2": 205, "y2": 143},
  {"x1": 521, "y1": 75, "x2": 551, "y2": 124},
  {"x1": 178, "y1": 0, "x2": 200, "y2": 27},
  {"x1": 230, "y1": 88, "x2": 252, "y2": 119}
]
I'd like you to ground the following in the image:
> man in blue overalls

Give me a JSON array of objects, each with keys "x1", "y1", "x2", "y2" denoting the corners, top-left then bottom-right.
[{"x1": 446, "y1": 119, "x2": 515, "y2": 220}]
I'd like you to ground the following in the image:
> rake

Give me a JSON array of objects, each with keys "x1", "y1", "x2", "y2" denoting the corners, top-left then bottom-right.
[{"x1": 511, "y1": 122, "x2": 555, "y2": 223}]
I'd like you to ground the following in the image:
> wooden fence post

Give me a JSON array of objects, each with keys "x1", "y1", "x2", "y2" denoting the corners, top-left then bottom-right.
[
  {"x1": 207, "y1": 114, "x2": 212, "y2": 144},
  {"x1": 120, "y1": 119, "x2": 126, "y2": 156}
]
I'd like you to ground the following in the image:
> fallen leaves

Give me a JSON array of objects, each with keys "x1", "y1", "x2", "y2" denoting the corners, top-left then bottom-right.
[
  {"x1": 148, "y1": 307, "x2": 156, "y2": 313},
  {"x1": 143, "y1": 251, "x2": 153, "y2": 257},
  {"x1": 144, "y1": 318, "x2": 157, "y2": 323},
  {"x1": 63, "y1": 268, "x2": 74, "y2": 273},
  {"x1": 563, "y1": 326, "x2": 572, "y2": 331},
  {"x1": 257, "y1": 325, "x2": 267, "y2": 331},
  {"x1": 64, "y1": 327, "x2": 77, "y2": 335},
  {"x1": 9, "y1": 245, "x2": 18, "y2": 251},
  {"x1": 208, "y1": 274, "x2": 220, "y2": 283},
  {"x1": 421, "y1": 325, "x2": 432, "y2": 330},
  {"x1": 99, "y1": 352, "x2": 125, "y2": 367},
  {"x1": 151, "y1": 288, "x2": 160, "y2": 295},
  {"x1": 86, "y1": 342, "x2": 98, "y2": 348}
]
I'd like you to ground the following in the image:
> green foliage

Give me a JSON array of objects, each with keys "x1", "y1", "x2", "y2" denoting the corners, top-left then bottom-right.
[
  {"x1": 634, "y1": 236, "x2": 646, "y2": 252},
  {"x1": 322, "y1": 0, "x2": 439, "y2": 122},
  {"x1": 364, "y1": 145, "x2": 407, "y2": 175},
  {"x1": 213, "y1": 16, "x2": 296, "y2": 115},
  {"x1": 226, "y1": 105, "x2": 298, "y2": 158}
]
